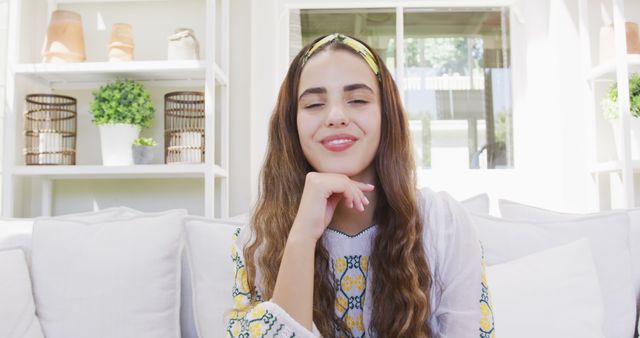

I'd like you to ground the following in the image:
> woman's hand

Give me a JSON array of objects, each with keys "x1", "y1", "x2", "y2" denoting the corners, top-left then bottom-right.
[
  {"x1": 290, "y1": 172, "x2": 375, "y2": 241},
  {"x1": 272, "y1": 172, "x2": 374, "y2": 330}
]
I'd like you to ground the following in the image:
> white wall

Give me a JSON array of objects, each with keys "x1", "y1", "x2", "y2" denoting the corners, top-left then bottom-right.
[
  {"x1": 241, "y1": 0, "x2": 604, "y2": 214},
  {"x1": 228, "y1": 0, "x2": 252, "y2": 216},
  {"x1": 0, "y1": 0, "x2": 634, "y2": 216},
  {"x1": 0, "y1": 0, "x2": 7, "y2": 212}
]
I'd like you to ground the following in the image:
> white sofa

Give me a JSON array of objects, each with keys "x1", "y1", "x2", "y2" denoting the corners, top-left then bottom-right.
[{"x1": 0, "y1": 196, "x2": 638, "y2": 338}]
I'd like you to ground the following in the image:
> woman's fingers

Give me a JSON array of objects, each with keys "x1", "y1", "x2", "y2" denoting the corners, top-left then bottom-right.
[
  {"x1": 343, "y1": 187, "x2": 362, "y2": 211},
  {"x1": 353, "y1": 188, "x2": 361, "y2": 210},
  {"x1": 344, "y1": 180, "x2": 373, "y2": 211},
  {"x1": 322, "y1": 174, "x2": 374, "y2": 211},
  {"x1": 352, "y1": 181, "x2": 372, "y2": 211},
  {"x1": 342, "y1": 187, "x2": 354, "y2": 209},
  {"x1": 355, "y1": 181, "x2": 375, "y2": 192},
  {"x1": 347, "y1": 185, "x2": 364, "y2": 212},
  {"x1": 362, "y1": 194, "x2": 370, "y2": 206}
]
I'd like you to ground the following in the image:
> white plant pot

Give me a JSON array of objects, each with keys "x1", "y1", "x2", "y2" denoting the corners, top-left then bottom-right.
[
  {"x1": 609, "y1": 118, "x2": 640, "y2": 160},
  {"x1": 98, "y1": 124, "x2": 140, "y2": 166}
]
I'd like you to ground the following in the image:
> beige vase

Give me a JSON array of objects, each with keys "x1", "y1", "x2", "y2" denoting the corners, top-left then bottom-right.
[
  {"x1": 41, "y1": 10, "x2": 86, "y2": 63},
  {"x1": 108, "y1": 23, "x2": 134, "y2": 62},
  {"x1": 167, "y1": 28, "x2": 200, "y2": 60},
  {"x1": 599, "y1": 22, "x2": 640, "y2": 64}
]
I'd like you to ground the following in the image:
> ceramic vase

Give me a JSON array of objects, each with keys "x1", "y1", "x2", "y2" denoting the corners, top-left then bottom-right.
[
  {"x1": 41, "y1": 10, "x2": 86, "y2": 63},
  {"x1": 167, "y1": 28, "x2": 200, "y2": 60},
  {"x1": 109, "y1": 23, "x2": 134, "y2": 62}
]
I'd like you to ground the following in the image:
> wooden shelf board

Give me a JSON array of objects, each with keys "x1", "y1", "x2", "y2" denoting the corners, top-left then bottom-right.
[
  {"x1": 11, "y1": 60, "x2": 228, "y2": 86},
  {"x1": 587, "y1": 54, "x2": 640, "y2": 81},
  {"x1": 590, "y1": 160, "x2": 640, "y2": 174},
  {"x1": 56, "y1": 0, "x2": 177, "y2": 4},
  {"x1": 11, "y1": 163, "x2": 227, "y2": 179}
]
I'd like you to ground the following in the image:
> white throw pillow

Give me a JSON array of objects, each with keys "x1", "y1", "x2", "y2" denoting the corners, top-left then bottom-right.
[
  {"x1": 0, "y1": 207, "x2": 149, "y2": 264},
  {"x1": 487, "y1": 239, "x2": 605, "y2": 338},
  {"x1": 54, "y1": 206, "x2": 139, "y2": 221},
  {"x1": 62, "y1": 207, "x2": 196, "y2": 338},
  {"x1": 0, "y1": 249, "x2": 44, "y2": 338},
  {"x1": 226, "y1": 213, "x2": 250, "y2": 224},
  {"x1": 31, "y1": 212, "x2": 185, "y2": 338},
  {"x1": 460, "y1": 193, "x2": 490, "y2": 214},
  {"x1": 471, "y1": 211, "x2": 635, "y2": 338},
  {"x1": 0, "y1": 218, "x2": 35, "y2": 262},
  {"x1": 498, "y1": 198, "x2": 640, "y2": 313},
  {"x1": 111, "y1": 208, "x2": 197, "y2": 338},
  {"x1": 183, "y1": 216, "x2": 244, "y2": 338}
]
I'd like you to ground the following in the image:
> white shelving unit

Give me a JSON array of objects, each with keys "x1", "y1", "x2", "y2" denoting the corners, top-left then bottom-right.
[
  {"x1": 2, "y1": 0, "x2": 229, "y2": 218},
  {"x1": 579, "y1": 0, "x2": 640, "y2": 209}
]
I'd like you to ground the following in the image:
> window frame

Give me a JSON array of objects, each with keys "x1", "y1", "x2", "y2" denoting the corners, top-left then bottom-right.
[{"x1": 282, "y1": 1, "x2": 518, "y2": 171}]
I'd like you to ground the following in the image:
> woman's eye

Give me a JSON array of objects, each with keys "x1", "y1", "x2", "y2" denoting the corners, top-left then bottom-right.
[
  {"x1": 305, "y1": 103, "x2": 324, "y2": 109},
  {"x1": 349, "y1": 100, "x2": 368, "y2": 105}
]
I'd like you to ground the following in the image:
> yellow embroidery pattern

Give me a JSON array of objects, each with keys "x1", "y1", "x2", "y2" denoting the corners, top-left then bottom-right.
[
  {"x1": 227, "y1": 227, "x2": 296, "y2": 338},
  {"x1": 332, "y1": 255, "x2": 369, "y2": 338},
  {"x1": 479, "y1": 242, "x2": 496, "y2": 338}
]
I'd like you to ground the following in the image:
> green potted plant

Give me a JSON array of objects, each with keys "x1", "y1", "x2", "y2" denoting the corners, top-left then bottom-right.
[
  {"x1": 90, "y1": 79, "x2": 155, "y2": 165},
  {"x1": 601, "y1": 72, "x2": 640, "y2": 160},
  {"x1": 132, "y1": 137, "x2": 157, "y2": 164}
]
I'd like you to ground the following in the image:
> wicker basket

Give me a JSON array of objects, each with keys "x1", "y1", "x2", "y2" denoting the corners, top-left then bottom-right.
[
  {"x1": 164, "y1": 91, "x2": 205, "y2": 164},
  {"x1": 24, "y1": 94, "x2": 77, "y2": 165}
]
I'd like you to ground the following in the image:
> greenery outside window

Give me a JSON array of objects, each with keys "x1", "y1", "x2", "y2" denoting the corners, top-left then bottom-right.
[{"x1": 293, "y1": 7, "x2": 514, "y2": 170}]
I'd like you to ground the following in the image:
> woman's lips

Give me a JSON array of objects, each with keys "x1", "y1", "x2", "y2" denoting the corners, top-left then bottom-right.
[{"x1": 320, "y1": 133, "x2": 358, "y2": 152}]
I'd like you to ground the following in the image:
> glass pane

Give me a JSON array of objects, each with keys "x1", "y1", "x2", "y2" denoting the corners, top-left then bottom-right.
[
  {"x1": 294, "y1": 8, "x2": 396, "y2": 75},
  {"x1": 404, "y1": 8, "x2": 513, "y2": 169}
]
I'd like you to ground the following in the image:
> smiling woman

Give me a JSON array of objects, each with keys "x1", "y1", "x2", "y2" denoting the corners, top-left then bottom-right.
[
  {"x1": 297, "y1": 47, "x2": 381, "y2": 177},
  {"x1": 225, "y1": 33, "x2": 495, "y2": 338}
]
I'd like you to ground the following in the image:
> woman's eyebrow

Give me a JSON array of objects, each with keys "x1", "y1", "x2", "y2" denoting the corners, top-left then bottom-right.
[
  {"x1": 298, "y1": 83, "x2": 374, "y2": 101},
  {"x1": 343, "y1": 83, "x2": 374, "y2": 93},
  {"x1": 298, "y1": 87, "x2": 326, "y2": 101}
]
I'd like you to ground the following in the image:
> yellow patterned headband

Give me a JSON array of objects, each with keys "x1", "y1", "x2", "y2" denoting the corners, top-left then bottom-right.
[{"x1": 301, "y1": 33, "x2": 381, "y2": 81}]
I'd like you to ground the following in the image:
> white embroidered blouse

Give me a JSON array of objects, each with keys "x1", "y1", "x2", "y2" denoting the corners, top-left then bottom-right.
[{"x1": 226, "y1": 186, "x2": 496, "y2": 338}]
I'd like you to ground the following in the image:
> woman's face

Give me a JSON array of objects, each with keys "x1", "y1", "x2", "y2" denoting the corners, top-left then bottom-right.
[{"x1": 296, "y1": 48, "x2": 382, "y2": 178}]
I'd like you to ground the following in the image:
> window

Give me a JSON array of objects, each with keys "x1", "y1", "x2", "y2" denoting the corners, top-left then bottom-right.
[{"x1": 292, "y1": 7, "x2": 514, "y2": 170}]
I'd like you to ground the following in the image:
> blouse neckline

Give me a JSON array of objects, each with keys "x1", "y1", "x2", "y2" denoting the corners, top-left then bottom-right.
[{"x1": 325, "y1": 223, "x2": 378, "y2": 239}]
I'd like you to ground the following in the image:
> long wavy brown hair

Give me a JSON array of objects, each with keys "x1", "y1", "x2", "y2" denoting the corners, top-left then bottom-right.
[{"x1": 244, "y1": 34, "x2": 433, "y2": 337}]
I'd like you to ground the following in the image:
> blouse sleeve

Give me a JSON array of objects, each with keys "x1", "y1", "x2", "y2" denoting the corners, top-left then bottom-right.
[
  {"x1": 225, "y1": 227, "x2": 322, "y2": 338},
  {"x1": 419, "y1": 187, "x2": 496, "y2": 338}
]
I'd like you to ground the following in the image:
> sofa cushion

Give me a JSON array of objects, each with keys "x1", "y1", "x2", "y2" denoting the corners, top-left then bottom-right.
[
  {"x1": 460, "y1": 193, "x2": 490, "y2": 214},
  {"x1": 183, "y1": 215, "x2": 244, "y2": 338},
  {"x1": 0, "y1": 218, "x2": 34, "y2": 262},
  {"x1": 31, "y1": 211, "x2": 185, "y2": 338},
  {"x1": 0, "y1": 207, "x2": 150, "y2": 263},
  {"x1": 498, "y1": 198, "x2": 640, "y2": 314},
  {"x1": 487, "y1": 239, "x2": 605, "y2": 338},
  {"x1": 471, "y1": 211, "x2": 635, "y2": 338},
  {"x1": 0, "y1": 248, "x2": 44, "y2": 338}
]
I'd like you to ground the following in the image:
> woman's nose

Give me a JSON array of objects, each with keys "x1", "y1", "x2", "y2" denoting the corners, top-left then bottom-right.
[{"x1": 324, "y1": 105, "x2": 349, "y2": 127}]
